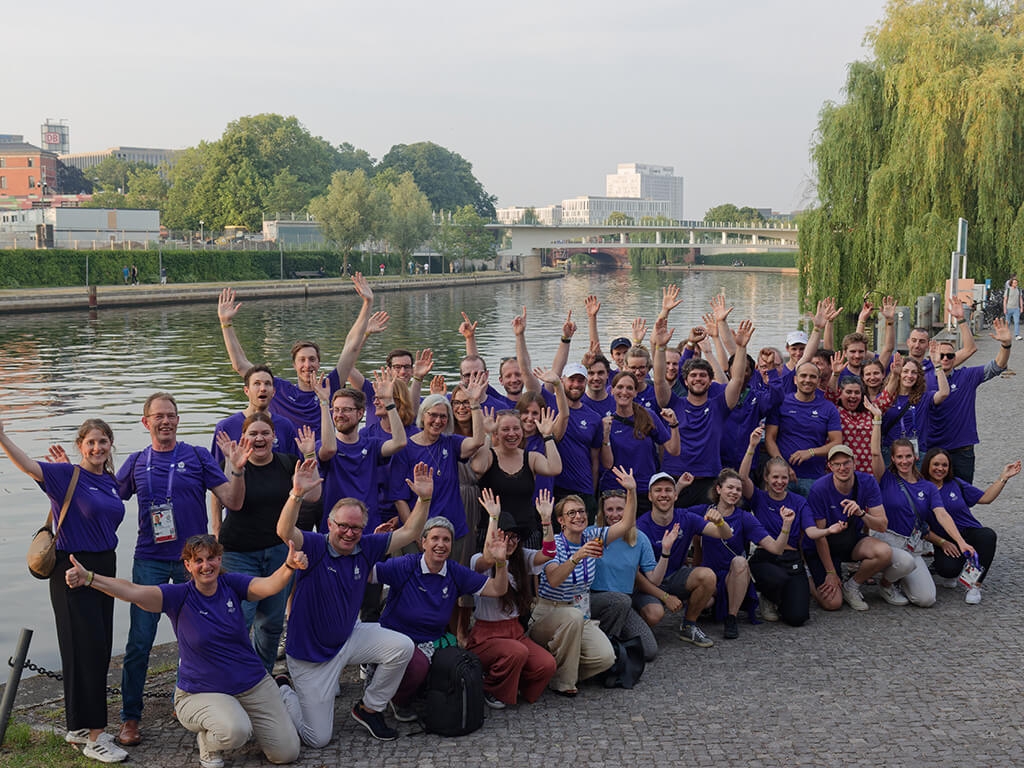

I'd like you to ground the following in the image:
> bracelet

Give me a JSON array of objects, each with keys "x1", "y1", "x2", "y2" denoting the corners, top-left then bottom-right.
[
  {"x1": 745, "y1": 450, "x2": 755, "y2": 456},
  {"x1": 1002, "y1": 343, "x2": 1012, "y2": 349},
  {"x1": 488, "y1": 513, "x2": 499, "y2": 520},
  {"x1": 419, "y1": 496, "x2": 432, "y2": 503},
  {"x1": 781, "y1": 528, "x2": 791, "y2": 535},
  {"x1": 221, "y1": 322, "x2": 232, "y2": 328},
  {"x1": 285, "y1": 562, "x2": 296, "y2": 571},
  {"x1": 471, "y1": 405, "x2": 481, "y2": 411},
  {"x1": 825, "y1": 569, "x2": 837, "y2": 575},
  {"x1": 231, "y1": 468, "x2": 245, "y2": 477},
  {"x1": 412, "y1": 376, "x2": 424, "y2": 383},
  {"x1": 385, "y1": 402, "x2": 397, "y2": 411},
  {"x1": 998, "y1": 478, "x2": 1007, "y2": 484},
  {"x1": 660, "y1": 552, "x2": 671, "y2": 559},
  {"x1": 661, "y1": 592, "x2": 670, "y2": 603},
  {"x1": 561, "y1": 336, "x2": 572, "y2": 344},
  {"x1": 289, "y1": 492, "x2": 305, "y2": 503},
  {"x1": 714, "y1": 519, "x2": 727, "y2": 528},
  {"x1": 813, "y1": 326, "x2": 824, "y2": 332},
  {"x1": 543, "y1": 434, "x2": 555, "y2": 442},
  {"x1": 668, "y1": 422, "x2": 679, "y2": 429},
  {"x1": 541, "y1": 539, "x2": 556, "y2": 556},
  {"x1": 886, "y1": 321, "x2": 894, "y2": 326},
  {"x1": 632, "y1": 339, "x2": 641, "y2": 345},
  {"x1": 85, "y1": 570, "x2": 95, "y2": 587},
  {"x1": 873, "y1": 419, "x2": 882, "y2": 425},
  {"x1": 303, "y1": 452, "x2": 316, "y2": 460},
  {"x1": 495, "y1": 560, "x2": 507, "y2": 568},
  {"x1": 957, "y1": 318, "x2": 967, "y2": 325},
  {"x1": 603, "y1": 440, "x2": 611, "y2": 446},
  {"x1": 570, "y1": 555, "x2": 580, "y2": 566}
]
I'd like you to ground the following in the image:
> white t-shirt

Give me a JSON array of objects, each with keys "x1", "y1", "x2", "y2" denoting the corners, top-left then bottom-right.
[{"x1": 470, "y1": 548, "x2": 544, "y2": 621}]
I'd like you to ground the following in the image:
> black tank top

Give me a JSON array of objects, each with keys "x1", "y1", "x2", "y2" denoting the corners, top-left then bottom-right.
[{"x1": 478, "y1": 448, "x2": 537, "y2": 534}]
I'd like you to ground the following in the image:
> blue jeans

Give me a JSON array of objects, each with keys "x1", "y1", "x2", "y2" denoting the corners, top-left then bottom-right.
[
  {"x1": 1007, "y1": 308, "x2": 1021, "y2": 337},
  {"x1": 121, "y1": 558, "x2": 187, "y2": 723},
  {"x1": 222, "y1": 544, "x2": 292, "y2": 673}
]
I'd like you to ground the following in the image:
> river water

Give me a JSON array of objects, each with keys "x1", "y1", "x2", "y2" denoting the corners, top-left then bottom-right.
[{"x1": 0, "y1": 267, "x2": 799, "y2": 671}]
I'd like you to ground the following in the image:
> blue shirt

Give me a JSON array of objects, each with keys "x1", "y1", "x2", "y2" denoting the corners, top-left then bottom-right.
[
  {"x1": 538, "y1": 527, "x2": 609, "y2": 601},
  {"x1": 662, "y1": 390, "x2": 731, "y2": 478},
  {"x1": 591, "y1": 530, "x2": 656, "y2": 593}
]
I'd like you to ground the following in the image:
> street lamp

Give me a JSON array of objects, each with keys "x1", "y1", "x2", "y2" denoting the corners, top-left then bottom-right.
[{"x1": 200, "y1": 220, "x2": 204, "y2": 249}]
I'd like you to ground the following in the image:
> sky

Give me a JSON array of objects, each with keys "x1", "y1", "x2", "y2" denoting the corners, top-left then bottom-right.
[{"x1": 6, "y1": 0, "x2": 889, "y2": 219}]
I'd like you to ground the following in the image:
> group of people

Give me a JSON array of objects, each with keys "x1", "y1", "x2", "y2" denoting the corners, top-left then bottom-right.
[{"x1": 2, "y1": 273, "x2": 1016, "y2": 767}]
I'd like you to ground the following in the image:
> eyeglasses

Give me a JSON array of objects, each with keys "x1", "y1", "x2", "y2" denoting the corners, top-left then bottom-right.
[
  {"x1": 332, "y1": 406, "x2": 360, "y2": 414},
  {"x1": 389, "y1": 363, "x2": 413, "y2": 371},
  {"x1": 425, "y1": 412, "x2": 449, "y2": 421},
  {"x1": 451, "y1": 399, "x2": 471, "y2": 408},
  {"x1": 330, "y1": 520, "x2": 365, "y2": 533},
  {"x1": 561, "y1": 508, "x2": 587, "y2": 519},
  {"x1": 830, "y1": 459, "x2": 853, "y2": 469},
  {"x1": 939, "y1": 352, "x2": 955, "y2": 360},
  {"x1": 505, "y1": 532, "x2": 520, "y2": 543}
]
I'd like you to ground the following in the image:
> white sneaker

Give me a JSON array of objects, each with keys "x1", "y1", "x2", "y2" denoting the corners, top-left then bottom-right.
[
  {"x1": 935, "y1": 576, "x2": 959, "y2": 589},
  {"x1": 81, "y1": 739, "x2": 128, "y2": 763},
  {"x1": 965, "y1": 586, "x2": 982, "y2": 604},
  {"x1": 842, "y1": 578, "x2": 869, "y2": 611},
  {"x1": 67, "y1": 730, "x2": 115, "y2": 745},
  {"x1": 1016, "y1": 335, "x2": 1022, "y2": 340},
  {"x1": 880, "y1": 582, "x2": 909, "y2": 606},
  {"x1": 197, "y1": 732, "x2": 224, "y2": 768},
  {"x1": 758, "y1": 597, "x2": 779, "y2": 622}
]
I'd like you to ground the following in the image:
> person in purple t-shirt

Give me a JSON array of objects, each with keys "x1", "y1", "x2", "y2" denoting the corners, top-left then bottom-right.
[
  {"x1": 115, "y1": 392, "x2": 247, "y2": 747},
  {"x1": 0, "y1": 418, "x2": 128, "y2": 763},
  {"x1": 374, "y1": 516, "x2": 509, "y2": 715},
  {"x1": 217, "y1": 273, "x2": 382, "y2": 438},
  {"x1": 276, "y1": 461, "x2": 435, "y2": 746},
  {"x1": 66, "y1": 533, "x2": 304, "y2": 768},
  {"x1": 765, "y1": 361, "x2": 843, "y2": 495}
]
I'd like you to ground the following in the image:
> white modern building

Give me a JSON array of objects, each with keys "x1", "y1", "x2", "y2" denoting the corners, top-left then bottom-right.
[
  {"x1": 496, "y1": 205, "x2": 562, "y2": 226},
  {"x1": 560, "y1": 196, "x2": 676, "y2": 226},
  {"x1": 60, "y1": 146, "x2": 181, "y2": 172},
  {"x1": 605, "y1": 163, "x2": 684, "y2": 221}
]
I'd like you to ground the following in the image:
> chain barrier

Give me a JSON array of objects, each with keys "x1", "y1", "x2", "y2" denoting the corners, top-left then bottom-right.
[{"x1": 9, "y1": 657, "x2": 174, "y2": 698}]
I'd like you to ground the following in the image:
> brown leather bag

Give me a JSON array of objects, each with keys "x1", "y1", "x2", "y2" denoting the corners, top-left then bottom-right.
[{"x1": 26, "y1": 466, "x2": 80, "y2": 579}]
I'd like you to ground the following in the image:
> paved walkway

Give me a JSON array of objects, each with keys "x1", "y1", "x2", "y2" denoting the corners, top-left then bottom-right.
[{"x1": 6, "y1": 333, "x2": 1024, "y2": 767}]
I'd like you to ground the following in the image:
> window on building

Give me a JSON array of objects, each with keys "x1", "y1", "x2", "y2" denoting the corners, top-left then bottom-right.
[
  {"x1": 0, "y1": 157, "x2": 5, "y2": 168},
  {"x1": 0, "y1": 176, "x2": 6, "y2": 189},
  {"x1": 28, "y1": 176, "x2": 35, "y2": 188},
  {"x1": 27, "y1": 158, "x2": 34, "y2": 167}
]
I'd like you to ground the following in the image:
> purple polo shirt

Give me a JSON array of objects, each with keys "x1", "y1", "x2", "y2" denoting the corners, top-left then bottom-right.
[
  {"x1": 555, "y1": 404, "x2": 604, "y2": 495},
  {"x1": 927, "y1": 479, "x2": 984, "y2": 532},
  {"x1": 922, "y1": 365, "x2": 989, "y2": 451},
  {"x1": 270, "y1": 370, "x2": 342, "y2": 438},
  {"x1": 286, "y1": 531, "x2": 392, "y2": 663},
  {"x1": 160, "y1": 573, "x2": 265, "y2": 695},
  {"x1": 805, "y1": 471, "x2": 882, "y2": 541},
  {"x1": 376, "y1": 554, "x2": 487, "y2": 643},
  {"x1": 662, "y1": 390, "x2": 731, "y2": 478},
  {"x1": 878, "y1": 473, "x2": 943, "y2": 537},
  {"x1": 318, "y1": 433, "x2": 388, "y2": 530},
  {"x1": 700, "y1": 509, "x2": 769, "y2": 574},
  {"x1": 766, "y1": 392, "x2": 842, "y2": 479},
  {"x1": 210, "y1": 410, "x2": 301, "y2": 466},
  {"x1": 388, "y1": 434, "x2": 469, "y2": 538},
  {"x1": 637, "y1": 506, "x2": 709, "y2": 578},
  {"x1": 747, "y1": 488, "x2": 812, "y2": 550},
  {"x1": 600, "y1": 408, "x2": 671, "y2": 493},
  {"x1": 39, "y1": 462, "x2": 124, "y2": 553}
]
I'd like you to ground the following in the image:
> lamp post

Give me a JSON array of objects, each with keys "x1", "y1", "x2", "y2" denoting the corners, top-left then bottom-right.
[{"x1": 200, "y1": 220, "x2": 204, "y2": 249}]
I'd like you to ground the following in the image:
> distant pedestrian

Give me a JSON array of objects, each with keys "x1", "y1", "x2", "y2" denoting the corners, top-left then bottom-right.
[
  {"x1": 159, "y1": 267, "x2": 167, "y2": 285},
  {"x1": 379, "y1": 263, "x2": 385, "y2": 277},
  {"x1": 1003, "y1": 275, "x2": 1021, "y2": 339},
  {"x1": 130, "y1": 265, "x2": 139, "y2": 286},
  {"x1": 122, "y1": 265, "x2": 130, "y2": 285}
]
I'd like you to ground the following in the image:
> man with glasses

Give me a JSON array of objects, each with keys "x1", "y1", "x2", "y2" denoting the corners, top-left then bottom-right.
[
  {"x1": 921, "y1": 315, "x2": 1012, "y2": 482},
  {"x1": 905, "y1": 296, "x2": 977, "y2": 376},
  {"x1": 347, "y1": 348, "x2": 433, "y2": 431},
  {"x1": 276, "y1": 462, "x2": 435, "y2": 746},
  {"x1": 114, "y1": 392, "x2": 248, "y2": 747},
  {"x1": 805, "y1": 445, "x2": 911, "y2": 611},
  {"x1": 317, "y1": 377, "x2": 408, "y2": 532}
]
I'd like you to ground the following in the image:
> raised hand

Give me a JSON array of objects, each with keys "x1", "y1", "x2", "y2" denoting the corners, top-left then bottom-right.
[
  {"x1": 562, "y1": 311, "x2": 577, "y2": 339},
  {"x1": 413, "y1": 348, "x2": 434, "y2": 380},
  {"x1": 536, "y1": 407, "x2": 558, "y2": 437},
  {"x1": 881, "y1": 295, "x2": 897, "y2": 321},
  {"x1": 611, "y1": 464, "x2": 637, "y2": 491},
  {"x1": 479, "y1": 487, "x2": 501, "y2": 520},
  {"x1": 352, "y1": 272, "x2": 373, "y2": 302},
  {"x1": 780, "y1": 506, "x2": 795, "y2": 526},
  {"x1": 688, "y1": 326, "x2": 707, "y2": 345},
  {"x1": 702, "y1": 313, "x2": 718, "y2": 339},
  {"x1": 858, "y1": 296, "x2": 875, "y2": 323},
  {"x1": 749, "y1": 425, "x2": 764, "y2": 449},
  {"x1": 652, "y1": 315, "x2": 675, "y2": 348},
  {"x1": 312, "y1": 375, "x2": 332, "y2": 405},
  {"x1": 480, "y1": 405, "x2": 497, "y2": 435},
  {"x1": 294, "y1": 425, "x2": 316, "y2": 458},
  {"x1": 405, "y1": 461, "x2": 434, "y2": 500},
  {"x1": 534, "y1": 367, "x2": 561, "y2": 388},
  {"x1": 661, "y1": 284, "x2": 682, "y2": 317},
  {"x1": 631, "y1": 317, "x2": 648, "y2": 345},
  {"x1": 585, "y1": 295, "x2": 601, "y2": 318},
  {"x1": 710, "y1": 292, "x2": 733, "y2": 323},
  {"x1": 512, "y1": 306, "x2": 528, "y2": 336},
  {"x1": 947, "y1": 295, "x2": 966, "y2": 321},
  {"x1": 47, "y1": 445, "x2": 71, "y2": 464},
  {"x1": 218, "y1": 287, "x2": 241, "y2": 323},
  {"x1": 535, "y1": 488, "x2": 554, "y2": 525},
  {"x1": 831, "y1": 350, "x2": 847, "y2": 375},
  {"x1": 458, "y1": 311, "x2": 478, "y2": 340},
  {"x1": 373, "y1": 367, "x2": 396, "y2": 401},
  {"x1": 662, "y1": 522, "x2": 681, "y2": 552},
  {"x1": 366, "y1": 311, "x2": 389, "y2": 335},
  {"x1": 464, "y1": 370, "x2": 489, "y2": 404},
  {"x1": 733, "y1": 319, "x2": 754, "y2": 347},
  {"x1": 284, "y1": 539, "x2": 308, "y2": 571},
  {"x1": 991, "y1": 316, "x2": 1012, "y2": 345},
  {"x1": 429, "y1": 375, "x2": 446, "y2": 395},
  {"x1": 292, "y1": 457, "x2": 323, "y2": 496}
]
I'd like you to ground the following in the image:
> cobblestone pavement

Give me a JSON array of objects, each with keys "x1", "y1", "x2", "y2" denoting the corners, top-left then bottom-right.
[{"x1": 6, "y1": 332, "x2": 1024, "y2": 767}]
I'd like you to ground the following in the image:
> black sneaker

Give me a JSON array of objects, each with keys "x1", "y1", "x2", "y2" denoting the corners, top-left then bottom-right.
[
  {"x1": 351, "y1": 701, "x2": 398, "y2": 741},
  {"x1": 723, "y1": 614, "x2": 739, "y2": 640}
]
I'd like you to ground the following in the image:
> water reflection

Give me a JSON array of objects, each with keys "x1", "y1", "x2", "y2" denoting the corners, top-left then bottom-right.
[{"x1": 0, "y1": 268, "x2": 798, "y2": 669}]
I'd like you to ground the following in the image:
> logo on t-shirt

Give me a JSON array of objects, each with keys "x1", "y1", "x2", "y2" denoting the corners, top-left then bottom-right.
[
  {"x1": 811, "y1": 410, "x2": 819, "y2": 418},
  {"x1": 353, "y1": 565, "x2": 361, "y2": 580},
  {"x1": 226, "y1": 599, "x2": 235, "y2": 613}
]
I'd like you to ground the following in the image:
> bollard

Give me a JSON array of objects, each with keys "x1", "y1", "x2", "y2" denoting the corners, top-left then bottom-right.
[
  {"x1": 0, "y1": 628, "x2": 33, "y2": 747},
  {"x1": 88, "y1": 285, "x2": 98, "y2": 310}
]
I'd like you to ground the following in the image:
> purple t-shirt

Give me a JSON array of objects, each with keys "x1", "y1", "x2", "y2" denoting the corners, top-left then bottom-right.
[
  {"x1": 286, "y1": 531, "x2": 392, "y2": 662},
  {"x1": 766, "y1": 392, "x2": 842, "y2": 479},
  {"x1": 554, "y1": 404, "x2": 603, "y2": 495},
  {"x1": 805, "y1": 471, "x2": 883, "y2": 542},
  {"x1": 700, "y1": 509, "x2": 769, "y2": 574},
  {"x1": 117, "y1": 443, "x2": 229, "y2": 561},
  {"x1": 39, "y1": 463, "x2": 124, "y2": 553},
  {"x1": 580, "y1": 393, "x2": 613, "y2": 418},
  {"x1": 360, "y1": 377, "x2": 379, "y2": 431},
  {"x1": 747, "y1": 488, "x2": 811, "y2": 550},
  {"x1": 270, "y1": 370, "x2": 341, "y2": 438},
  {"x1": 388, "y1": 434, "x2": 468, "y2": 538},
  {"x1": 318, "y1": 434, "x2": 388, "y2": 530},
  {"x1": 637, "y1": 507, "x2": 708, "y2": 577},
  {"x1": 928, "y1": 478, "x2": 984, "y2": 532},
  {"x1": 722, "y1": 376, "x2": 783, "y2": 471},
  {"x1": 662, "y1": 390, "x2": 730, "y2": 478},
  {"x1": 922, "y1": 365, "x2": 987, "y2": 451},
  {"x1": 159, "y1": 573, "x2": 266, "y2": 695},
  {"x1": 210, "y1": 410, "x2": 301, "y2": 466},
  {"x1": 878, "y1": 473, "x2": 943, "y2": 537},
  {"x1": 600, "y1": 408, "x2": 671, "y2": 493},
  {"x1": 376, "y1": 554, "x2": 487, "y2": 643}
]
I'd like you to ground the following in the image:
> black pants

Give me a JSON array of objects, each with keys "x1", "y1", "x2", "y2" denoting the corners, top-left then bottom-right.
[
  {"x1": 50, "y1": 549, "x2": 116, "y2": 731},
  {"x1": 932, "y1": 526, "x2": 997, "y2": 583},
  {"x1": 948, "y1": 445, "x2": 976, "y2": 484},
  {"x1": 748, "y1": 549, "x2": 810, "y2": 627}
]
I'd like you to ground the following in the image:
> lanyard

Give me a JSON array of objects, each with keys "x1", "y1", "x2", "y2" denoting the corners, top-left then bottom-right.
[{"x1": 145, "y1": 445, "x2": 179, "y2": 503}]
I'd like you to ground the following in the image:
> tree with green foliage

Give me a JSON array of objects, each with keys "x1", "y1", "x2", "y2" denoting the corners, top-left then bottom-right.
[
  {"x1": 382, "y1": 172, "x2": 434, "y2": 260},
  {"x1": 378, "y1": 142, "x2": 496, "y2": 219},
  {"x1": 521, "y1": 207, "x2": 540, "y2": 225},
  {"x1": 800, "y1": 0, "x2": 1024, "y2": 312},
  {"x1": 308, "y1": 169, "x2": 387, "y2": 262},
  {"x1": 56, "y1": 160, "x2": 92, "y2": 194},
  {"x1": 432, "y1": 205, "x2": 496, "y2": 270},
  {"x1": 704, "y1": 204, "x2": 764, "y2": 224},
  {"x1": 87, "y1": 156, "x2": 153, "y2": 194},
  {"x1": 124, "y1": 167, "x2": 169, "y2": 211},
  {"x1": 606, "y1": 211, "x2": 634, "y2": 226}
]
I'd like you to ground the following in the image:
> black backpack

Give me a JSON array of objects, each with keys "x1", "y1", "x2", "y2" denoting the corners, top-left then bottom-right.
[{"x1": 418, "y1": 646, "x2": 485, "y2": 736}]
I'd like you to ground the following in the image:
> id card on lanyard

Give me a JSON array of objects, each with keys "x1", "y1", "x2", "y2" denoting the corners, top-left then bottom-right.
[{"x1": 147, "y1": 446, "x2": 179, "y2": 544}]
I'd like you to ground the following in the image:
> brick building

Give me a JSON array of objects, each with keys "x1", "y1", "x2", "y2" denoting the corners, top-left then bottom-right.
[{"x1": 0, "y1": 142, "x2": 58, "y2": 200}]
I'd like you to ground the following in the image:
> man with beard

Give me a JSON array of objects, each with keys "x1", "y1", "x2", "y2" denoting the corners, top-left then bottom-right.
[
  {"x1": 317, "y1": 374, "x2": 408, "y2": 531},
  {"x1": 210, "y1": 366, "x2": 300, "y2": 465},
  {"x1": 550, "y1": 362, "x2": 604, "y2": 520},
  {"x1": 581, "y1": 354, "x2": 613, "y2": 416}
]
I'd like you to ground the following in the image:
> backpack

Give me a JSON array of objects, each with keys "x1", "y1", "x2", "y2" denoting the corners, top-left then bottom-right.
[
  {"x1": 596, "y1": 635, "x2": 646, "y2": 689},
  {"x1": 418, "y1": 646, "x2": 485, "y2": 736}
]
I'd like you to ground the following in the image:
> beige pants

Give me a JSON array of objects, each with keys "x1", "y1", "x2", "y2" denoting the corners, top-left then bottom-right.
[{"x1": 528, "y1": 599, "x2": 614, "y2": 691}]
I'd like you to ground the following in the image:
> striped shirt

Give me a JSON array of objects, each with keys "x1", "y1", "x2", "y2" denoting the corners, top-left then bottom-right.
[{"x1": 537, "y1": 526, "x2": 608, "y2": 601}]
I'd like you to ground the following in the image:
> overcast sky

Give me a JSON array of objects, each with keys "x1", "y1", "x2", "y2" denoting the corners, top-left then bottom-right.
[{"x1": 7, "y1": 0, "x2": 888, "y2": 219}]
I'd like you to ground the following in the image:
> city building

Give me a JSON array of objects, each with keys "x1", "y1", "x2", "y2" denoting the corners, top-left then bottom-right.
[
  {"x1": 0, "y1": 142, "x2": 58, "y2": 199},
  {"x1": 0, "y1": 207, "x2": 159, "y2": 248},
  {"x1": 559, "y1": 195, "x2": 676, "y2": 226},
  {"x1": 495, "y1": 205, "x2": 562, "y2": 226},
  {"x1": 60, "y1": 146, "x2": 181, "y2": 172},
  {"x1": 604, "y1": 163, "x2": 684, "y2": 221}
]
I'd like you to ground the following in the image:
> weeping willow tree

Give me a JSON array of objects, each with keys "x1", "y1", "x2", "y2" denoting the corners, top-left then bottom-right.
[{"x1": 799, "y1": 0, "x2": 1024, "y2": 311}]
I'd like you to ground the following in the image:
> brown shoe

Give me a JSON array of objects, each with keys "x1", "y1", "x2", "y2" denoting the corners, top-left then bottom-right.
[{"x1": 117, "y1": 719, "x2": 141, "y2": 746}]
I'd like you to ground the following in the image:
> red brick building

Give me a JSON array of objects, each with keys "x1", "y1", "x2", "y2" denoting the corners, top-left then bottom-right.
[{"x1": 0, "y1": 142, "x2": 58, "y2": 200}]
